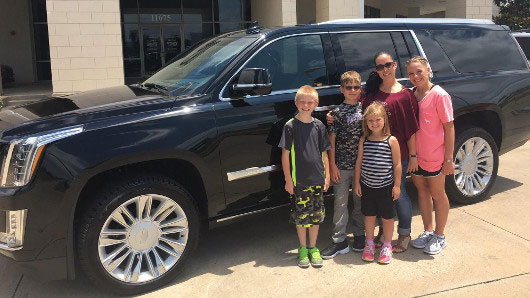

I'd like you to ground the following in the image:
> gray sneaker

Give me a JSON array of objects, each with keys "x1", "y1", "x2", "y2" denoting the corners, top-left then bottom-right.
[
  {"x1": 411, "y1": 231, "x2": 434, "y2": 249},
  {"x1": 423, "y1": 234, "x2": 447, "y2": 255}
]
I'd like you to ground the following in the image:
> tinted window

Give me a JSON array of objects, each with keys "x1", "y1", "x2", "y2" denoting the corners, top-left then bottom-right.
[
  {"x1": 335, "y1": 32, "x2": 400, "y2": 81},
  {"x1": 183, "y1": 0, "x2": 213, "y2": 22},
  {"x1": 391, "y1": 32, "x2": 412, "y2": 78},
  {"x1": 431, "y1": 30, "x2": 527, "y2": 73},
  {"x1": 413, "y1": 30, "x2": 455, "y2": 77},
  {"x1": 138, "y1": 0, "x2": 182, "y2": 23},
  {"x1": 245, "y1": 35, "x2": 329, "y2": 92},
  {"x1": 515, "y1": 36, "x2": 530, "y2": 61},
  {"x1": 403, "y1": 31, "x2": 420, "y2": 57}
]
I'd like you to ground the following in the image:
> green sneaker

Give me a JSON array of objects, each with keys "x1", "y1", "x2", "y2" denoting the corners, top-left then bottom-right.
[
  {"x1": 309, "y1": 247, "x2": 323, "y2": 268},
  {"x1": 297, "y1": 246, "x2": 310, "y2": 268}
]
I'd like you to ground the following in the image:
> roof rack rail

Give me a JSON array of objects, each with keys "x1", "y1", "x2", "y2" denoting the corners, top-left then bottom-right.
[
  {"x1": 318, "y1": 18, "x2": 495, "y2": 25},
  {"x1": 246, "y1": 21, "x2": 264, "y2": 34}
]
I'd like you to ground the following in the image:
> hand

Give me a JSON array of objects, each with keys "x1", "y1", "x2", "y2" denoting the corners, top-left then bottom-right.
[
  {"x1": 324, "y1": 177, "x2": 330, "y2": 192},
  {"x1": 407, "y1": 157, "x2": 418, "y2": 173},
  {"x1": 442, "y1": 160, "x2": 455, "y2": 175},
  {"x1": 330, "y1": 164, "x2": 341, "y2": 184},
  {"x1": 285, "y1": 180, "x2": 294, "y2": 195},
  {"x1": 392, "y1": 185, "x2": 400, "y2": 201},
  {"x1": 326, "y1": 111, "x2": 334, "y2": 125},
  {"x1": 355, "y1": 183, "x2": 362, "y2": 197}
]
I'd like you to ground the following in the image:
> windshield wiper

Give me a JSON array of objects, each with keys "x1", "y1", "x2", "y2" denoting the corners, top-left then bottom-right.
[{"x1": 141, "y1": 83, "x2": 169, "y2": 94}]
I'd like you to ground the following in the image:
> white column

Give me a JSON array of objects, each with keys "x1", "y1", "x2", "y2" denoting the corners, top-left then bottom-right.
[
  {"x1": 316, "y1": 0, "x2": 363, "y2": 23},
  {"x1": 445, "y1": 0, "x2": 492, "y2": 20},
  {"x1": 47, "y1": 0, "x2": 124, "y2": 95},
  {"x1": 408, "y1": 7, "x2": 421, "y2": 18},
  {"x1": 251, "y1": 0, "x2": 297, "y2": 27}
]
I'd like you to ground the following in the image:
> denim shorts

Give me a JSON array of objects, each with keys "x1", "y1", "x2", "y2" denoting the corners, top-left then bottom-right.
[{"x1": 412, "y1": 165, "x2": 442, "y2": 178}]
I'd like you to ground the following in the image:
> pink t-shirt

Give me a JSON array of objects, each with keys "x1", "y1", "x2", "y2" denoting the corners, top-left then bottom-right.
[{"x1": 415, "y1": 85, "x2": 454, "y2": 171}]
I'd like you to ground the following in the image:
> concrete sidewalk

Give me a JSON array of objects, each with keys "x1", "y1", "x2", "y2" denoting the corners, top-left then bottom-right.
[{"x1": 3, "y1": 142, "x2": 530, "y2": 297}]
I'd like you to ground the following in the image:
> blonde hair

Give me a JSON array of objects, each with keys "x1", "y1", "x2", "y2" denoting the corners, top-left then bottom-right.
[
  {"x1": 340, "y1": 71, "x2": 361, "y2": 86},
  {"x1": 295, "y1": 85, "x2": 319, "y2": 103},
  {"x1": 406, "y1": 56, "x2": 429, "y2": 68},
  {"x1": 363, "y1": 101, "x2": 391, "y2": 137}
]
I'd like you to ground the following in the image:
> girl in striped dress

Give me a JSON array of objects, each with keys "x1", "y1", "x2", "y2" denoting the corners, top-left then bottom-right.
[{"x1": 354, "y1": 102, "x2": 402, "y2": 264}]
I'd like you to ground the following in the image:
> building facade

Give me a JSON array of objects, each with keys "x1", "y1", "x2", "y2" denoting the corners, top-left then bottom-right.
[{"x1": 0, "y1": 0, "x2": 496, "y2": 95}]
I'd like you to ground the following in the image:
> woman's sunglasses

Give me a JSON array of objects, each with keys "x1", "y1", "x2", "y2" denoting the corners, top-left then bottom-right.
[
  {"x1": 343, "y1": 85, "x2": 361, "y2": 91},
  {"x1": 375, "y1": 61, "x2": 395, "y2": 71}
]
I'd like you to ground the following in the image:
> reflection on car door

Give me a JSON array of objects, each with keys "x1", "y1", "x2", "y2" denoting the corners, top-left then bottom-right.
[{"x1": 214, "y1": 33, "x2": 340, "y2": 216}]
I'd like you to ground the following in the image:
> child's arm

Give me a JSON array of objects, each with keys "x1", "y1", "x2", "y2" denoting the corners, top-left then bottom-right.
[
  {"x1": 354, "y1": 136, "x2": 364, "y2": 197},
  {"x1": 389, "y1": 136, "x2": 402, "y2": 201},
  {"x1": 323, "y1": 151, "x2": 330, "y2": 191},
  {"x1": 407, "y1": 133, "x2": 418, "y2": 173},
  {"x1": 328, "y1": 133, "x2": 340, "y2": 183},
  {"x1": 281, "y1": 148, "x2": 294, "y2": 195},
  {"x1": 442, "y1": 121, "x2": 455, "y2": 175}
]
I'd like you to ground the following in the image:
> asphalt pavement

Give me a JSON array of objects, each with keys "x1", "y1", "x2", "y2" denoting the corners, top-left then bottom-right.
[{"x1": 2, "y1": 141, "x2": 530, "y2": 298}]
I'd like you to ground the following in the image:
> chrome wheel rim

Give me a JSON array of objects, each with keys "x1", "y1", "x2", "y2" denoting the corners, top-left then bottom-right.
[
  {"x1": 98, "y1": 194, "x2": 188, "y2": 284},
  {"x1": 454, "y1": 137, "x2": 494, "y2": 197}
]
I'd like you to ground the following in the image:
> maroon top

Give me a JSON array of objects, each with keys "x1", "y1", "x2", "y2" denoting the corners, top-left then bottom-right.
[{"x1": 362, "y1": 89, "x2": 419, "y2": 161}]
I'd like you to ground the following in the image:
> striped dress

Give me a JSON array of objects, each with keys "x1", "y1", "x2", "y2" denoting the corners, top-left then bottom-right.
[{"x1": 360, "y1": 136, "x2": 394, "y2": 188}]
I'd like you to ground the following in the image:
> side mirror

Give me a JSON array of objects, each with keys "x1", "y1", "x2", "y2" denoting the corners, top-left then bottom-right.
[{"x1": 231, "y1": 68, "x2": 272, "y2": 97}]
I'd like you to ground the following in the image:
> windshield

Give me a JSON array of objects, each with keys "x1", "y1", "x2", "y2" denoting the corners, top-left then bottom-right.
[{"x1": 144, "y1": 32, "x2": 258, "y2": 96}]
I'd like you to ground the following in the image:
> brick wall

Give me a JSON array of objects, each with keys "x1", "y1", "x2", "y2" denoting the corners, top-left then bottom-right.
[
  {"x1": 446, "y1": 0, "x2": 493, "y2": 20},
  {"x1": 316, "y1": 0, "x2": 363, "y2": 23},
  {"x1": 46, "y1": 0, "x2": 124, "y2": 95}
]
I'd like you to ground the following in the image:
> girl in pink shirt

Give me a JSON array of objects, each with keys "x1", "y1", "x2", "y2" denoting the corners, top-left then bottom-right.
[{"x1": 406, "y1": 56, "x2": 455, "y2": 255}]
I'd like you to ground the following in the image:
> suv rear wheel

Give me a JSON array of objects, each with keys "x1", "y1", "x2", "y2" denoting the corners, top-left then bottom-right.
[
  {"x1": 446, "y1": 127, "x2": 499, "y2": 204},
  {"x1": 76, "y1": 174, "x2": 199, "y2": 295}
]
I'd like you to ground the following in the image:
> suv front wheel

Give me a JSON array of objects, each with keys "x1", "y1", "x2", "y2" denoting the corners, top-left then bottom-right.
[
  {"x1": 76, "y1": 174, "x2": 200, "y2": 295},
  {"x1": 446, "y1": 127, "x2": 499, "y2": 204}
]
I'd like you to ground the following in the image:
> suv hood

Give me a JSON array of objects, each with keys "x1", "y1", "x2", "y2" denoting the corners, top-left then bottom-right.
[{"x1": 0, "y1": 85, "x2": 175, "y2": 139}]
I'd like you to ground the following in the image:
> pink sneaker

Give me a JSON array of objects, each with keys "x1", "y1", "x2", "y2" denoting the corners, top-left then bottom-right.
[
  {"x1": 378, "y1": 246, "x2": 392, "y2": 264},
  {"x1": 362, "y1": 244, "x2": 375, "y2": 262}
]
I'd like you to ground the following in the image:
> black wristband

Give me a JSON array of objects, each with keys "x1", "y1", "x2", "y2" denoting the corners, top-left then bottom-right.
[{"x1": 409, "y1": 154, "x2": 417, "y2": 158}]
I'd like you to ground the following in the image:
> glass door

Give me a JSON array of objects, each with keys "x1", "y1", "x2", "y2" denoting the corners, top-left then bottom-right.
[
  {"x1": 142, "y1": 25, "x2": 162, "y2": 76},
  {"x1": 162, "y1": 25, "x2": 181, "y2": 64}
]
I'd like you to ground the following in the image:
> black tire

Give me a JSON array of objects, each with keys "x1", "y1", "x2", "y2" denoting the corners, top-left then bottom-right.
[
  {"x1": 76, "y1": 174, "x2": 200, "y2": 295},
  {"x1": 446, "y1": 126, "x2": 499, "y2": 204}
]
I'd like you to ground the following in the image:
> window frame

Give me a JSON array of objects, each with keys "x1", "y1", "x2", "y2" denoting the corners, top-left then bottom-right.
[
  {"x1": 219, "y1": 29, "x2": 429, "y2": 102},
  {"x1": 329, "y1": 29, "x2": 426, "y2": 83},
  {"x1": 219, "y1": 32, "x2": 333, "y2": 101}
]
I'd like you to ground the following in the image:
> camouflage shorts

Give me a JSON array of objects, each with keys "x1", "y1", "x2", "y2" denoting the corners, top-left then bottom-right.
[{"x1": 290, "y1": 185, "x2": 325, "y2": 227}]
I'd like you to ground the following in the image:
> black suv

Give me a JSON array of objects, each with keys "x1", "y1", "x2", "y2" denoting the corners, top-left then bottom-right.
[{"x1": 0, "y1": 19, "x2": 529, "y2": 295}]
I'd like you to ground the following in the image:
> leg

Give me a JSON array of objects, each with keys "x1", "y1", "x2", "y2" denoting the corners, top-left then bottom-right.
[
  {"x1": 351, "y1": 171, "x2": 366, "y2": 251},
  {"x1": 308, "y1": 225, "x2": 320, "y2": 248},
  {"x1": 395, "y1": 159, "x2": 413, "y2": 236},
  {"x1": 393, "y1": 160, "x2": 412, "y2": 252},
  {"x1": 412, "y1": 174, "x2": 434, "y2": 232},
  {"x1": 426, "y1": 175, "x2": 450, "y2": 236},
  {"x1": 381, "y1": 218, "x2": 394, "y2": 244},
  {"x1": 331, "y1": 170, "x2": 352, "y2": 243},
  {"x1": 351, "y1": 170, "x2": 365, "y2": 237},
  {"x1": 364, "y1": 216, "x2": 376, "y2": 240},
  {"x1": 296, "y1": 226, "x2": 307, "y2": 247}
]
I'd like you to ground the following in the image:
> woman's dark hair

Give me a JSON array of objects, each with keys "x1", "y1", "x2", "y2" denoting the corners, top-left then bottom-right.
[{"x1": 365, "y1": 51, "x2": 393, "y2": 94}]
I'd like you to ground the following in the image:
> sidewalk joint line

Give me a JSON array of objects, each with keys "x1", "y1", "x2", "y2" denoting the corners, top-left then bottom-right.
[
  {"x1": 457, "y1": 208, "x2": 530, "y2": 243},
  {"x1": 414, "y1": 271, "x2": 530, "y2": 297}
]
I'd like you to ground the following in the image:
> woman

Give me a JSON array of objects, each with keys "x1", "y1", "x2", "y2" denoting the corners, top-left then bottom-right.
[{"x1": 406, "y1": 56, "x2": 454, "y2": 255}]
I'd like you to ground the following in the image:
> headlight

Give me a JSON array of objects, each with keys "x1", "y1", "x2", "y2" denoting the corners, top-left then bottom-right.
[{"x1": 0, "y1": 125, "x2": 83, "y2": 188}]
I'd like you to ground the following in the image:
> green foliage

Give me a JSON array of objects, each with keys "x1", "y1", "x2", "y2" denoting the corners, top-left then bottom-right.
[{"x1": 493, "y1": 0, "x2": 530, "y2": 31}]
